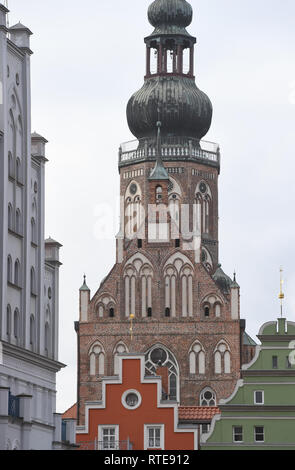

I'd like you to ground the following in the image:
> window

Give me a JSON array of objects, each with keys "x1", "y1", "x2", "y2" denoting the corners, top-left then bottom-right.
[
  {"x1": 113, "y1": 343, "x2": 128, "y2": 375},
  {"x1": 98, "y1": 426, "x2": 119, "y2": 450},
  {"x1": 137, "y1": 239, "x2": 142, "y2": 249},
  {"x1": 109, "y1": 308, "x2": 115, "y2": 318},
  {"x1": 31, "y1": 218, "x2": 37, "y2": 244},
  {"x1": 89, "y1": 342, "x2": 105, "y2": 376},
  {"x1": 147, "y1": 307, "x2": 152, "y2": 317},
  {"x1": 14, "y1": 260, "x2": 21, "y2": 287},
  {"x1": 156, "y1": 186, "x2": 162, "y2": 202},
  {"x1": 175, "y1": 239, "x2": 180, "y2": 248},
  {"x1": 8, "y1": 204, "x2": 13, "y2": 230},
  {"x1": 6, "y1": 305, "x2": 12, "y2": 338},
  {"x1": 201, "y1": 424, "x2": 210, "y2": 435},
  {"x1": 7, "y1": 256, "x2": 12, "y2": 283},
  {"x1": 189, "y1": 341, "x2": 205, "y2": 375},
  {"x1": 121, "y1": 389, "x2": 142, "y2": 410},
  {"x1": 14, "y1": 309, "x2": 20, "y2": 340},
  {"x1": 200, "y1": 388, "x2": 216, "y2": 407},
  {"x1": 214, "y1": 341, "x2": 231, "y2": 374},
  {"x1": 272, "y1": 356, "x2": 278, "y2": 369},
  {"x1": 165, "y1": 307, "x2": 170, "y2": 318},
  {"x1": 16, "y1": 209, "x2": 22, "y2": 234},
  {"x1": 8, "y1": 152, "x2": 14, "y2": 178},
  {"x1": 204, "y1": 306, "x2": 210, "y2": 318},
  {"x1": 145, "y1": 346, "x2": 178, "y2": 401},
  {"x1": 30, "y1": 315, "x2": 36, "y2": 349},
  {"x1": 233, "y1": 426, "x2": 243, "y2": 443},
  {"x1": 254, "y1": 426, "x2": 264, "y2": 443},
  {"x1": 145, "y1": 425, "x2": 164, "y2": 450},
  {"x1": 254, "y1": 391, "x2": 264, "y2": 405},
  {"x1": 30, "y1": 267, "x2": 36, "y2": 295}
]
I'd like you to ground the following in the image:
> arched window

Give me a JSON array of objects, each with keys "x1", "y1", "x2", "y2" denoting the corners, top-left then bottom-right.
[
  {"x1": 6, "y1": 305, "x2": 12, "y2": 338},
  {"x1": 189, "y1": 342, "x2": 205, "y2": 375},
  {"x1": 14, "y1": 259, "x2": 21, "y2": 287},
  {"x1": 16, "y1": 158, "x2": 21, "y2": 183},
  {"x1": 30, "y1": 315, "x2": 36, "y2": 350},
  {"x1": 7, "y1": 256, "x2": 12, "y2": 283},
  {"x1": 140, "y1": 265, "x2": 153, "y2": 318},
  {"x1": 180, "y1": 266, "x2": 193, "y2": 317},
  {"x1": 145, "y1": 345, "x2": 179, "y2": 401},
  {"x1": 31, "y1": 218, "x2": 37, "y2": 244},
  {"x1": 200, "y1": 387, "x2": 217, "y2": 407},
  {"x1": 156, "y1": 185, "x2": 163, "y2": 202},
  {"x1": 109, "y1": 307, "x2": 115, "y2": 318},
  {"x1": 113, "y1": 342, "x2": 128, "y2": 375},
  {"x1": 16, "y1": 209, "x2": 22, "y2": 234},
  {"x1": 30, "y1": 267, "x2": 36, "y2": 295},
  {"x1": 8, "y1": 204, "x2": 13, "y2": 230},
  {"x1": 14, "y1": 309, "x2": 20, "y2": 340},
  {"x1": 204, "y1": 306, "x2": 210, "y2": 318},
  {"x1": 214, "y1": 341, "x2": 231, "y2": 374},
  {"x1": 97, "y1": 304, "x2": 104, "y2": 318},
  {"x1": 89, "y1": 342, "x2": 105, "y2": 376},
  {"x1": 8, "y1": 152, "x2": 14, "y2": 178}
]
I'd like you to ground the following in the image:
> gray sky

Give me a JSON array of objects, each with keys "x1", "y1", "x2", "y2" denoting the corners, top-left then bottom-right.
[{"x1": 8, "y1": 0, "x2": 295, "y2": 413}]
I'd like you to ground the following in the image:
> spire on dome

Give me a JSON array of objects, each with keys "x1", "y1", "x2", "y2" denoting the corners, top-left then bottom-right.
[{"x1": 149, "y1": 120, "x2": 169, "y2": 181}]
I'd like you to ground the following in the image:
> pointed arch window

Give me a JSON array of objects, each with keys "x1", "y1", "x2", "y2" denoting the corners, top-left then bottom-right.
[
  {"x1": 31, "y1": 218, "x2": 37, "y2": 245},
  {"x1": 7, "y1": 256, "x2": 13, "y2": 283},
  {"x1": 16, "y1": 158, "x2": 22, "y2": 183},
  {"x1": 14, "y1": 309, "x2": 20, "y2": 341},
  {"x1": 89, "y1": 342, "x2": 105, "y2": 376},
  {"x1": 8, "y1": 204, "x2": 13, "y2": 230},
  {"x1": 114, "y1": 343, "x2": 128, "y2": 375},
  {"x1": 200, "y1": 387, "x2": 217, "y2": 407},
  {"x1": 214, "y1": 341, "x2": 231, "y2": 374},
  {"x1": 30, "y1": 315, "x2": 36, "y2": 350},
  {"x1": 145, "y1": 345, "x2": 179, "y2": 401},
  {"x1": 14, "y1": 259, "x2": 21, "y2": 287},
  {"x1": 16, "y1": 209, "x2": 22, "y2": 234},
  {"x1": 30, "y1": 267, "x2": 36, "y2": 295},
  {"x1": 8, "y1": 152, "x2": 14, "y2": 178},
  {"x1": 6, "y1": 305, "x2": 12, "y2": 338},
  {"x1": 189, "y1": 342, "x2": 205, "y2": 375}
]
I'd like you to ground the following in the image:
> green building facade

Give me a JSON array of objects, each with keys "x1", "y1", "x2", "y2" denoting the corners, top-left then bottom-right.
[{"x1": 201, "y1": 318, "x2": 295, "y2": 450}]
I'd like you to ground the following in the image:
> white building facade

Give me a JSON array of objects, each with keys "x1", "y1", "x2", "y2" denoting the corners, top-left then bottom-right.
[{"x1": 0, "y1": 3, "x2": 72, "y2": 450}]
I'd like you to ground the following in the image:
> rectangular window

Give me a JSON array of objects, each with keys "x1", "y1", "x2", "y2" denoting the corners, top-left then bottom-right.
[
  {"x1": 201, "y1": 424, "x2": 210, "y2": 435},
  {"x1": 144, "y1": 425, "x2": 164, "y2": 450},
  {"x1": 98, "y1": 426, "x2": 119, "y2": 450},
  {"x1": 233, "y1": 426, "x2": 243, "y2": 443},
  {"x1": 272, "y1": 356, "x2": 278, "y2": 369},
  {"x1": 254, "y1": 391, "x2": 264, "y2": 405},
  {"x1": 254, "y1": 426, "x2": 264, "y2": 443}
]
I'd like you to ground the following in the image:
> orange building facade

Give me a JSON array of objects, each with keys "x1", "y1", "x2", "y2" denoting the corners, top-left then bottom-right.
[{"x1": 76, "y1": 355, "x2": 198, "y2": 450}]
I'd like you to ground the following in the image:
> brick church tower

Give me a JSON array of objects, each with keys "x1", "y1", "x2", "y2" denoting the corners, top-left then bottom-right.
[{"x1": 76, "y1": 0, "x2": 246, "y2": 426}]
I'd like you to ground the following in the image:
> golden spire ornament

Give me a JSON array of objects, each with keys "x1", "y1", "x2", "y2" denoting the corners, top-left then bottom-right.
[
  {"x1": 279, "y1": 268, "x2": 285, "y2": 318},
  {"x1": 129, "y1": 314, "x2": 135, "y2": 342}
]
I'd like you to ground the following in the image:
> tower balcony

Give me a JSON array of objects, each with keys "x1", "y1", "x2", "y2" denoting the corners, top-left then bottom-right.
[{"x1": 118, "y1": 137, "x2": 220, "y2": 171}]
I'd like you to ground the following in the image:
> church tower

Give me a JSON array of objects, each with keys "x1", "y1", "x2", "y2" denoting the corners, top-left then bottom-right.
[{"x1": 76, "y1": 0, "x2": 243, "y2": 425}]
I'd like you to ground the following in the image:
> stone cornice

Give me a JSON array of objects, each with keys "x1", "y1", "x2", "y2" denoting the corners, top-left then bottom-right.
[
  {"x1": 257, "y1": 335, "x2": 295, "y2": 342},
  {"x1": 219, "y1": 405, "x2": 295, "y2": 412},
  {"x1": 2, "y1": 341, "x2": 66, "y2": 373},
  {"x1": 242, "y1": 370, "x2": 295, "y2": 378}
]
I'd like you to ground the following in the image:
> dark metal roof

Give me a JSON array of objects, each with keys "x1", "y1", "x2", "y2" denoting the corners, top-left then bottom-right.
[
  {"x1": 148, "y1": 0, "x2": 193, "y2": 36},
  {"x1": 127, "y1": 76, "x2": 212, "y2": 144}
]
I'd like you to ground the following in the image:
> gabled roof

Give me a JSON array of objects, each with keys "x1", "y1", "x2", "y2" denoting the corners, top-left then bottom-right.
[
  {"x1": 62, "y1": 403, "x2": 77, "y2": 420},
  {"x1": 243, "y1": 331, "x2": 257, "y2": 346}
]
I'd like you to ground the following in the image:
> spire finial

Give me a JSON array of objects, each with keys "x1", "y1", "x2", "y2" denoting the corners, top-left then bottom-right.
[{"x1": 279, "y1": 267, "x2": 285, "y2": 318}]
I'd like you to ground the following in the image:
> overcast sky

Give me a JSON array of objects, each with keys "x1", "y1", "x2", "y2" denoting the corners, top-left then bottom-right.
[{"x1": 8, "y1": 0, "x2": 295, "y2": 413}]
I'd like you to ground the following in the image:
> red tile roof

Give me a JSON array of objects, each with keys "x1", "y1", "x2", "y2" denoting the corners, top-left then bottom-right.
[
  {"x1": 62, "y1": 403, "x2": 220, "y2": 422},
  {"x1": 62, "y1": 403, "x2": 77, "y2": 420},
  {"x1": 178, "y1": 406, "x2": 220, "y2": 421}
]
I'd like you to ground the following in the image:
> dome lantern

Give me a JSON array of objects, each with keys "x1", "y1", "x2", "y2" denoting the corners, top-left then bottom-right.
[{"x1": 126, "y1": 0, "x2": 213, "y2": 146}]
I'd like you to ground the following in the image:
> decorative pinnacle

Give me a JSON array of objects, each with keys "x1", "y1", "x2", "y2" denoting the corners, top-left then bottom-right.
[{"x1": 279, "y1": 268, "x2": 285, "y2": 318}]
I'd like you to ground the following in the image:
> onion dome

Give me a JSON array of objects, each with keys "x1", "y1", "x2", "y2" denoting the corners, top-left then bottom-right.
[
  {"x1": 127, "y1": 77, "x2": 212, "y2": 143},
  {"x1": 126, "y1": 0, "x2": 213, "y2": 145},
  {"x1": 212, "y1": 265, "x2": 233, "y2": 294},
  {"x1": 148, "y1": 0, "x2": 193, "y2": 36}
]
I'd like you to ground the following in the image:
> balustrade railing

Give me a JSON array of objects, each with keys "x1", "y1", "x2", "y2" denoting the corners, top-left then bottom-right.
[{"x1": 119, "y1": 137, "x2": 220, "y2": 166}]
